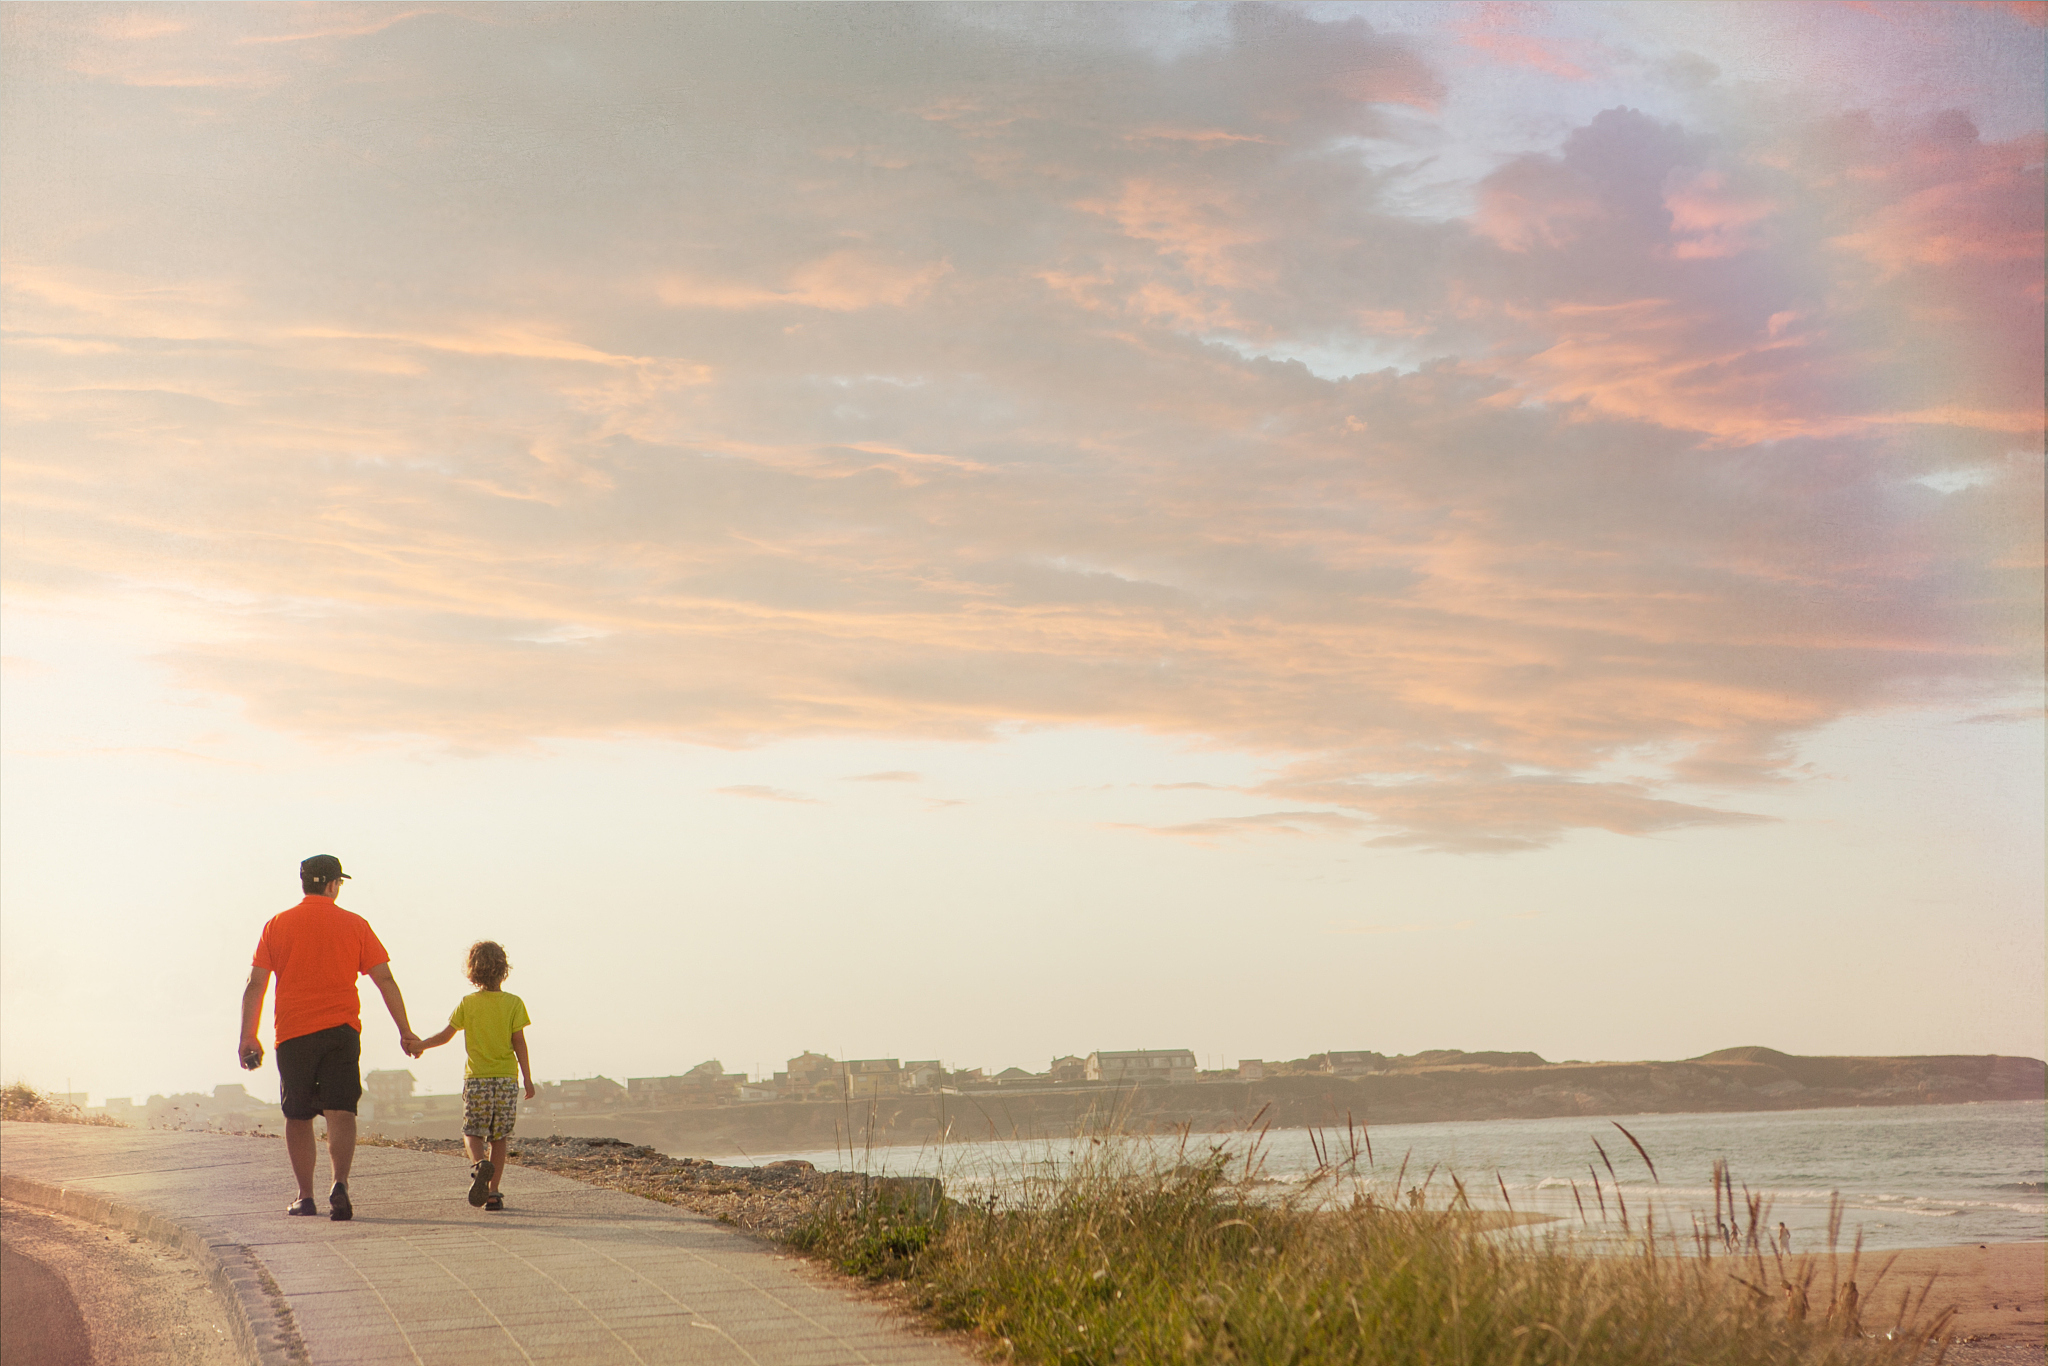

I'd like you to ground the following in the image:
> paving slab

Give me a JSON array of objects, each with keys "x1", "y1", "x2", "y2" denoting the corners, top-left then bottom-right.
[{"x1": 1, "y1": 1122, "x2": 974, "y2": 1366}]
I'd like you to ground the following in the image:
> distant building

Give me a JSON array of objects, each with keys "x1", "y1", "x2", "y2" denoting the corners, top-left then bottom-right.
[
  {"x1": 364, "y1": 1070, "x2": 416, "y2": 1121},
  {"x1": 784, "y1": 1052, "x2": 838, "y2": 1101},
  {"x1": 1086, "y1": 1049, "x2": 1197, "y2": 1084},
  {"x1": 1049, "y1": 1056, "x2": 1089, "y2": 1084},
  {"x1": 407, "y1": 1093, "x2": 464, "y2": 1121},
  {"x1": 838, "y1": 1059, "x2": 903, "y2": 1099},
  {"x1": 629, "y1": 1061, "x2": 741, "y2": 1106},
  {"x1": 137, "y1": 1089, "x2": 269, "y2": 1132},
  {"x1": 1238, "y1": 1059, "x2": 1265, "y2": 1081},
  {"x1": 1324, "y1": 1051, "x2": 1385, "y2": 1076},
  {"x1": 535, "y1": 1076, "x2": 627, "y2": 1114},
  {"x1": 993, "y1": 1066, "x2": 1037, "y2": 1083},
  {"x1": 628, "y1": 1074, "x2": 690, "y2": 1103},
  {"x1": 736, "y1": 1083, "x2": 778, "y2": 1103},
  {"x1": 903, "y1": 1061, "x2": 944, "y2": 1092}
]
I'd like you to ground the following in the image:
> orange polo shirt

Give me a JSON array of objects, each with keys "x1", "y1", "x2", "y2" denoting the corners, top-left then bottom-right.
[{"x1": 252, "y1": 895, "x2": 390, "y2": 1045}]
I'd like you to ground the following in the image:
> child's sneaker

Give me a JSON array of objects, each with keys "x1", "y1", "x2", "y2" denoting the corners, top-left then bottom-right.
[
  {"x1": 467, "y1": 1159, "x2": 494, "y2": 1207},
  {"x1": 483, "y1": 1192, "x2": 504, "y2": 1212}
]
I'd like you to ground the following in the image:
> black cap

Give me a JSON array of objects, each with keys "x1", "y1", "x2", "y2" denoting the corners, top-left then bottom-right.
[{"x1": 300, "y1": 854, "x2": 350, "y2": 883}]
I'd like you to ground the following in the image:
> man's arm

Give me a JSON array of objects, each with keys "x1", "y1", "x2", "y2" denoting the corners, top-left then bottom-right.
[
  {"x1": 238, "y1": 966, "x2": 271, "y2": 1069},
  {"x1": 511, "y1": 1029, "x2": 536, "y2": 1099},
  {"x1": 365, "y1": 962, "x2": 421, "y2": 1056}
]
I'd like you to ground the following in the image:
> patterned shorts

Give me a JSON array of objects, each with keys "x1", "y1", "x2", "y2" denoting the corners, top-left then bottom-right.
[{"x1": 462, "y1": 1077, "x2": 520, "y2": 1141}]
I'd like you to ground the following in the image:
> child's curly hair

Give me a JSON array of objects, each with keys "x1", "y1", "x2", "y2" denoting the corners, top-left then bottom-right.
[{"x1": 465, "y1": 940, "x2": 510, "y2": 990}]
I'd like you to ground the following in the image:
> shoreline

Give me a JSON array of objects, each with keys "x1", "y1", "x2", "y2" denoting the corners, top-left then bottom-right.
[{"x1": 366, "y1": 1093, "x2": 2048, "y2": 1158}]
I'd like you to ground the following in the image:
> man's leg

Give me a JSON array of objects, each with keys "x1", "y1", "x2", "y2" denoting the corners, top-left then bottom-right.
[
  {"x1": 324, "y1": 1111, "x2": 356, "y2": 1186},
  {"x1": 284, "y1": 1118, "x2": 318, "y2": 1199}
]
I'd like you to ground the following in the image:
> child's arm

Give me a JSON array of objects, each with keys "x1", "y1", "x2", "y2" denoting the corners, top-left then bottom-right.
[
  {"x1": 511, "y1": 1029, "x2": 535, "y2": 1099},
  {"x1": 417, "y1": 1024, "x2": 458, "y2": 1050}
]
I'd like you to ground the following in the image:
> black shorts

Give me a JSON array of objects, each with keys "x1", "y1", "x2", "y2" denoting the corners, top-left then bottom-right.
[{"x1": 275, "y1": 1024, "x2": 362, "y2": 1120}]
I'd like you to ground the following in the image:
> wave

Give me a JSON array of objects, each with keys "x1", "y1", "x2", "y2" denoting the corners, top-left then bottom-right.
[{"x1": 1994, "y1": 1181, "x2": 2044, "y2": 1192}]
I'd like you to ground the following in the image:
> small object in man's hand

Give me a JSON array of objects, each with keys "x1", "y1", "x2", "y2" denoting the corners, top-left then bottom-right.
[{"x1": 240, "y1": 1043, "x2": 264, "y2": 1070}]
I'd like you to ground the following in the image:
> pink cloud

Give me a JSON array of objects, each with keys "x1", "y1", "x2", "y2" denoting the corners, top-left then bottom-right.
[
  {"x1": 1662, "y1": 170, "x2": 1778, "y2": 260},
  {"x1": 1461, "y1": 108, "x2": 2043, "y2": 443},
  {"x1": 1453, "y1": 3, "x2": 1597, "y2": 81}
]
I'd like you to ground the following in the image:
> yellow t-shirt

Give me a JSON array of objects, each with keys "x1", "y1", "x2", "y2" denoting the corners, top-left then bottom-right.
[{"x1": 448, "y1": 990, "x2": 531, "y2": 1079}]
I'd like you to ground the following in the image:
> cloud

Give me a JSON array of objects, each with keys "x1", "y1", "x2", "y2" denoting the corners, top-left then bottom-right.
[
  {"x1": 658, "y1": 253, "x2": 952, "y2": 313},
  {"x1": 2, "y1": 5, "x2": 2039, "y2": 852},
  {"x1": 1116, "y1": 810, "x2": 1371, "y2": 843},
  {"x1": 845, "y1": 770, "x2": 921, "y2": 782},
  {"x1": 1453, "y1": 4, "x2": 1599, "y2": 82},
  {"x1": 1958, "y1": 707, "x2": 2046, "y2": 726},
  {"x1": 715, "y1": 785, "x2": 820, "y2": 805}
]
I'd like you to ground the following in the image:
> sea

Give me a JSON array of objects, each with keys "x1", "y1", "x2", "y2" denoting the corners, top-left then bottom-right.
[{"x1": 727, "y1": 1099, "x2": 2046, "y2": 1253}]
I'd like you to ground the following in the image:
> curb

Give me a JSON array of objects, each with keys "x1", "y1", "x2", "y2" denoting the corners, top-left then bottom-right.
[{"x1": 0, "y1": 1172, "x2": 309, "y2": 1366}]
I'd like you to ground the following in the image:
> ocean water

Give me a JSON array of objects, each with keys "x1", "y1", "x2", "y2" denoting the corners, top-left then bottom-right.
[{"x1": 735, "y1": 1099, "x2": 2046, "y2": 1252}]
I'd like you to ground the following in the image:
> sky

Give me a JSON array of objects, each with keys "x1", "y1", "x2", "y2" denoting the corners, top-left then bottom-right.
[{"x1": 1, "y1": 2, "x2": 2041, "y2": 1108}]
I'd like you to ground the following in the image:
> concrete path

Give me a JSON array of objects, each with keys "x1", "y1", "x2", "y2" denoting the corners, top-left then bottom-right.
[{"x1": 0, "y1": 1122, "x2": 973, "y2": 1366}]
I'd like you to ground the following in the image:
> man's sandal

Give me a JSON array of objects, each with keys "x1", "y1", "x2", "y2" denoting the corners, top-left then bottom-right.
[
  {"x1": 467, "y1": 1160, "x2": 494, "y2": 1208},
  {"x1": 286, "y1": 1197, "x2": 318, "y2": 1216}
]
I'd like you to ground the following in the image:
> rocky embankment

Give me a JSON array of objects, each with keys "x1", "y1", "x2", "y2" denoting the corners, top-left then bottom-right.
[{"x1": 374, "y1": 1048, "x2": 2045, "y2": 1157}]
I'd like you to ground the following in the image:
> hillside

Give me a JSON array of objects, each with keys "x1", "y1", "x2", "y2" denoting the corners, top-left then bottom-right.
[{"x1": 371, "y1": 1048, "x2": 2045, "y2": 1156}]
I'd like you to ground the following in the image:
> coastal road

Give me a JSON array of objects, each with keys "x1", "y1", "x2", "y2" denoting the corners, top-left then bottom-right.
[{"x1": 1, "y1": 1122, "x2": 973, "y2": 1366}]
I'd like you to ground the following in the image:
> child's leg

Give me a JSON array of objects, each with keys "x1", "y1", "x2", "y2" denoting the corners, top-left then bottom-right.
[
  {"x1": 464, "y1": 1134, "x2": 488, "y2": 1165},
  {"x1": 489, "y1": 1137, "x2": 509, "y2": 1192}
]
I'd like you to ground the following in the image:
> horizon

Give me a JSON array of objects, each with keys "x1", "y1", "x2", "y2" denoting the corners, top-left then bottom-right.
[
  {"x1": 43, "y1": 1041, "x2": 2048, "y2": 1117},
  {"x1": 2, "y1": 2, "x2": 2042, "y2": 1108}
]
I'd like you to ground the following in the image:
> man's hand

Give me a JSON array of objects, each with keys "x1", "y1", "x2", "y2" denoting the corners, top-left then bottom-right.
[{"x1": 239, "y1": 966, "x2": 271, "y2": 1072}]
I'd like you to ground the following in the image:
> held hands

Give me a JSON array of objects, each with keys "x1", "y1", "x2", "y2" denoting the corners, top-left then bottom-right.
[{"x1": 400, "y1": 1031, "x2": 424, "y2": 1059}]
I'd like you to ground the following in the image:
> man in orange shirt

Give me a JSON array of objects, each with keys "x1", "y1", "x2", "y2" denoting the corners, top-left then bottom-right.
[{"x1": 237, "y1": 855, "x2": 422, "y2": 1220}]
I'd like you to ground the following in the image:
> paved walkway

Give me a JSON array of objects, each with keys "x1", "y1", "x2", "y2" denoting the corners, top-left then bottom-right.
[{"x1": 0, "y1": 1122, "x2": 972, "y2": 1366}]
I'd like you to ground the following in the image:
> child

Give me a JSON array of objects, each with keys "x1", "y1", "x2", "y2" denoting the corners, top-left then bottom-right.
[{"x1": 416, "y1": 941, "x2": 535, "y2": 1210}]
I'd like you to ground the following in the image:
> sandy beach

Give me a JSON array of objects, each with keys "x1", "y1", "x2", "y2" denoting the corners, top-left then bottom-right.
[{"x1": 1863, "y1": 1243, "x2": 2044, "y2": 1359}]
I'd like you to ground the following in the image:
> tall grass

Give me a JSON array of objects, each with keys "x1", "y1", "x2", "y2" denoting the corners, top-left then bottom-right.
[{"x1": 790, "y1": 1119, "x2": 1952, "y2": 1366}]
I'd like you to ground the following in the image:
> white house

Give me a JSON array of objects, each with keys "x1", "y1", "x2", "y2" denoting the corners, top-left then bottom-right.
[{"x1": 1085, "y1": 1049, "x2": 1197, "y2": 1084}]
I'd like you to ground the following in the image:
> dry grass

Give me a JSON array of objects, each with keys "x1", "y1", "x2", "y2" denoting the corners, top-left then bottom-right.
[
  {"x1": 0, "y1": 1081, "x2": 125, "y2": 1127},
  {"x1": 788, "y1": 1122, "x2": 1955, "y2": 1366}
]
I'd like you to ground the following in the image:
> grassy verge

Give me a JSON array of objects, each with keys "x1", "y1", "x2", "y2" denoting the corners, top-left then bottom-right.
[
  {"x1": 787, "y1": 1134, "x2": 1951, "y2": 1366},
  {"x1": 0, "y1": 1081, "x2": 124, "y2": 1126}
]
